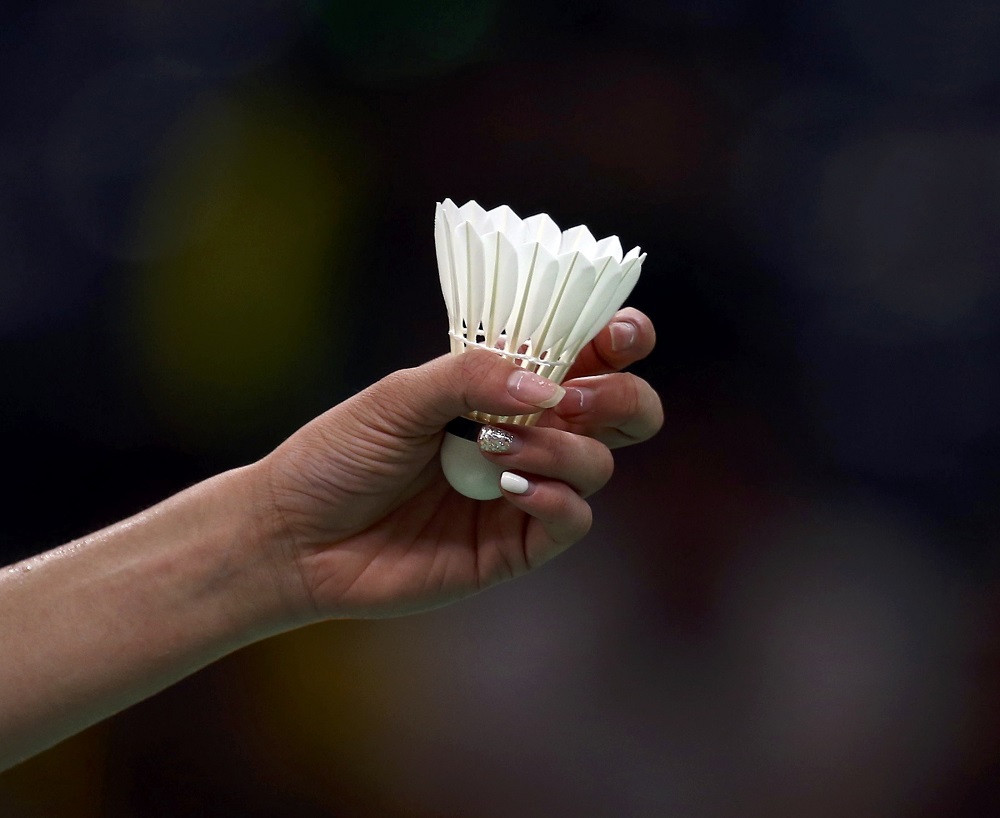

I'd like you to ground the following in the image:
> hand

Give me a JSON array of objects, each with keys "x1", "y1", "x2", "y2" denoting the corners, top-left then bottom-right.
[
  {"x1": 0, "y1": 309, "x2": 659, "y2": 770},
  {"x1": 254, "y1": 308, "x2": 662, "y2": 621}
]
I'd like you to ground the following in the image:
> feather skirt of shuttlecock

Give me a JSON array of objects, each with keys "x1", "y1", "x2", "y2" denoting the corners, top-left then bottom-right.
[{"x1": 434, "y1": 198, "x2": 645, "y2": 426}]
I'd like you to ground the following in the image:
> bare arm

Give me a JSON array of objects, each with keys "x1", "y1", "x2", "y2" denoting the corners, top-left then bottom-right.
[
  {"x1": 0, "y1": 467, "x2": 285, "y2": 769},
  {"x1": 0, "y1": 309, "x2": 661, "y2": 772}
]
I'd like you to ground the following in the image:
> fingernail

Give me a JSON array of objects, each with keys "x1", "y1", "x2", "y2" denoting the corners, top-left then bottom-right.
[
  {"x1": 500, "y1": 471, "x2": 530, "y2": 495},
  {"x1": 610, "y1": 321, "x2": 637, "y2": 352},
  {"x1": 478, "y1": 425, "x2": 517, "y2": 454},
  {"x1": 507, "y1": 370, "x2": 566, "y2": 409},
  {"x1": 560, "y1": 387, "x2": 596, "y2": 415}
]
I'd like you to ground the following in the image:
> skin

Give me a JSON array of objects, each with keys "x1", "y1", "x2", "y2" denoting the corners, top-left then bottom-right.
[{"x1": 0, "y1": 307, "x2": 661, "y2": 772}]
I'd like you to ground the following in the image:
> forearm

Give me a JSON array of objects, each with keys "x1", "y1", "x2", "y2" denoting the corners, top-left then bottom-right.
[{"x1": 0, "y1": 464, "x2": 295, "y2": 771}]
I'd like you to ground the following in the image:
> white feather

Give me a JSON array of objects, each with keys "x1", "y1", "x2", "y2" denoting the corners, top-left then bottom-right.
[{"x1": 434, "y1": 200, "x2": 645, "y2": 425}]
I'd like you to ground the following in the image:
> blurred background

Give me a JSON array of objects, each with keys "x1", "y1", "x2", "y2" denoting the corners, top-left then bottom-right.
[{"x1": 1, "y1": 0, "x2": 999, "y2": 815}]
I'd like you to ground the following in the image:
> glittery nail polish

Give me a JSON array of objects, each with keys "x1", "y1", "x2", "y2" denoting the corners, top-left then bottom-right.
[{"x1": 478, "y1": 425, "x2": 516, "y2": 454}]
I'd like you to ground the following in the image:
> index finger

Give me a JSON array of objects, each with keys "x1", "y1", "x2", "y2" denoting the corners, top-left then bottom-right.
[{"x1": 563, "y1": 307, "x2": 657, "y2": 380}]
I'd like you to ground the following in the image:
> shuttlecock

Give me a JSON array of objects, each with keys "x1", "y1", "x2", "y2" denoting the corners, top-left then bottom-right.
[{"x1": 435, "y1": 198, "x2": 646, "y2": 500}]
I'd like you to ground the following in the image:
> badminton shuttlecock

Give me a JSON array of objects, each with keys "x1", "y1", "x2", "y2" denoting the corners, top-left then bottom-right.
[{"x1": 435, "y1": 198, "x2": 646, "y2": 499}]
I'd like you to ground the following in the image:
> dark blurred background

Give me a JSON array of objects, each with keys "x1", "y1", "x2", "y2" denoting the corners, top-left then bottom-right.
[{"x1": 2, "y1": 0, "x2": 999, "y2": 815}]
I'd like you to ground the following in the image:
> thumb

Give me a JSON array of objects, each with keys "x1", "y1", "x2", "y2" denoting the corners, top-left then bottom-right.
[{"x1": 373, "y1": 349, "x2": 568, "y2": 434}]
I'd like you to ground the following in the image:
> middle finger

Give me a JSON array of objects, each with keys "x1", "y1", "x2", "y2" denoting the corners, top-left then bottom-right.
[
  {"x1": 476, "y1": 424, "x2": 614, "y2": 498},
  {"x1": 550, "y1": 372, "x2": 663, "y2": 448}
]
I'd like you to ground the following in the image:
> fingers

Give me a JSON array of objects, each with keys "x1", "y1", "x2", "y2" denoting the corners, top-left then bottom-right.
[
  {"x1": 563, "y1": 307, "x2": 656, "y2": 380},
  {"x1": 477, "y1": 425, "x2": 614, "y2": 498},
  {"x1": 366, "y1": 308, "x2": 656, "y2": 438},
  {"x1": 551, "y1": 372, "x2": 663, "y2": 448},
  {"x1": 372, "y1": 349, "x2": 567, "y2": 435},
  {"x1": 501, "y1": 479, "x2": 594, "y2": 569},
  {"x1": 473, "y1": 424, "x2": 612, "y2": 566}
]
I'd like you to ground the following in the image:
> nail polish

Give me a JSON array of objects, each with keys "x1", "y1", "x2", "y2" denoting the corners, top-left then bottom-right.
[
  {"x1": 507, "y1": 370, "x2": 566, "y2": 409},
  {"x1": 478, "y1": 426, "x2": 516, "y2": 454},
  {"x1": 500, "y1": 471, "x2": 530, "y2": 495},
  {"x1": 610, "y1": 321, "x2": 637, "y2": 352},
  {"x1": 561, "y1": 387, "x2": 596, "y2": 415}
]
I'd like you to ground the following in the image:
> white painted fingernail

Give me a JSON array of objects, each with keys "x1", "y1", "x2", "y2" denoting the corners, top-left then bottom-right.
[{"x1": 500, "y1": 471, "x2": 530, "y2": 495}]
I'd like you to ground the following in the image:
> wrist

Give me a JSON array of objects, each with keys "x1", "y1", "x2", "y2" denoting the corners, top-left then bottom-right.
[{"x1": 188, "y1": 462, "x2": 321, "y2": 640}]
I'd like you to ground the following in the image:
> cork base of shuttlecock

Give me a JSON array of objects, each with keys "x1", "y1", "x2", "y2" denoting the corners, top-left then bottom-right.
[
  {"x1": 439, "y1": 343, "x2": 563, "y2": 499},
  {"x1": 440, "y1": 418, "x2": 504, "y2": 500},
  {"x1": 440, "y1": 412, "x2": 549, "y2": 499}
]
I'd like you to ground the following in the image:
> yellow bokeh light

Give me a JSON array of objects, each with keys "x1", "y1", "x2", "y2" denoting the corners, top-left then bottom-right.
[{"x1": 131, "y1": 91, "x2": 365, "y2": 448}]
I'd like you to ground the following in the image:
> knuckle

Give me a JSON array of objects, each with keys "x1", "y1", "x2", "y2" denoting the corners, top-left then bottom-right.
[
  {"x1": 596, "y1": 445, "x2": 615, "y2": 485},
  {"x1": 456, "y1": 349, "x2": 504, "y2": 400},
  {"x1": 373, "y1": 368, "x2": 417, "y2": 412},
  {"x1": 634, "y1": 376, "x2": 664, "y2": 437},
  {"x1": 547, "y1": 489, "x2": 592, "y2": 544},
  {"x1": 570, "y1": 500, "x2": 593, "y2": 542},
  {"x1": 558, "y1": 434, "x2": 613, "y2": 494},
  {"x1": 649, "y1": 386, "x2": 665, "y2": 432},
  {"x1": 379, "y1": 368, "x2": 412, "y2": 393},
  {"x1": 619, "y1": 374, "x2": 644, "y2": 417},
  {"x1": 581, "y1": 442, "x2": 614, "y2": 496}
]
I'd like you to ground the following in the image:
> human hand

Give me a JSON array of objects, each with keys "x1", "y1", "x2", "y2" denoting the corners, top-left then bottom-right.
[{"x1": 253, "y1": 307, "x2": 661, "y2": 621}]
